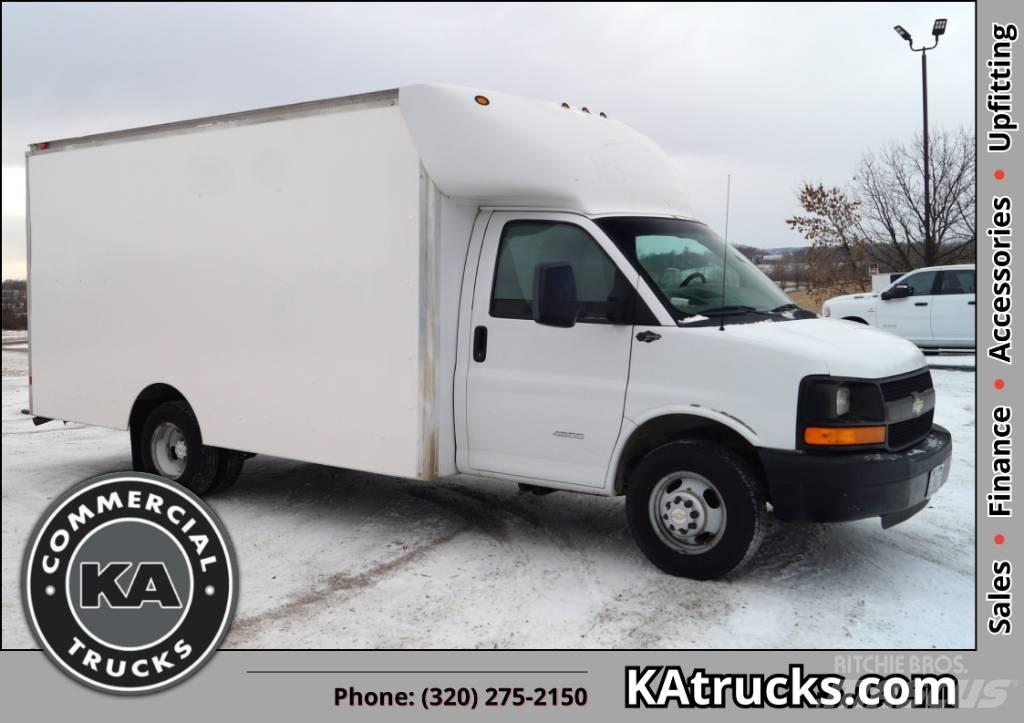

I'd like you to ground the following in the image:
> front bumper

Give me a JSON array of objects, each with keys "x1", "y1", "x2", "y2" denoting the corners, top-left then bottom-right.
[{"x1": 758, "y1": 425, "x2": 952, "y2": 526}]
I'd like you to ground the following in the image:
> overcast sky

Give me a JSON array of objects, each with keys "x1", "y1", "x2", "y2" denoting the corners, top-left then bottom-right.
[{"x1": 2, "y1": 2, "x2": 974, "y2": 278}]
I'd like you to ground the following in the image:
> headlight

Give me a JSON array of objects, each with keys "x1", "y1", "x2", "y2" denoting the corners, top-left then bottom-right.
[
  {"x1": 798, "y1": 377, "x2": 886, "y2": 447},
  {"x1": 802, "y1": 379, "x2": 865, "y2": 419},
  {"x1": 835, "y1": 385, "x2": 850, "y2": 417}
]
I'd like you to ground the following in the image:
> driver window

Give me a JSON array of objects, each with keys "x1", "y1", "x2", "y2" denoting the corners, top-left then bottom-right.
[
  {"x1": 898, "y1": 270, "x2": 937, "y2": 296},
  {"x1": 490, "y1": 221, "x2": 623, "y2": 323}
]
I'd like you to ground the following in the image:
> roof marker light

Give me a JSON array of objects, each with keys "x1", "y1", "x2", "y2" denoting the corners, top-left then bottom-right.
[
  {"x1": 599, "y1": 112, "x2": 607, "y2": 118},
  {"x1": 581, "y1": 107, "x2": 590, "y2": 113},
  {"x1": 474, "y1": 95, "x2": 490, "y2": 106},
  {"x1": 561, "y1": 102, "x2": 571, "y2": 109}
]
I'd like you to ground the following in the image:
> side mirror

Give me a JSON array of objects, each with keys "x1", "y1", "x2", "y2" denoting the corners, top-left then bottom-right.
[
  {"x1": 881, "y1": 283, "x2": 910, "y2": 301},
  {"x1": 533, "y1": 262, "x2": 577, "y2": 327}
]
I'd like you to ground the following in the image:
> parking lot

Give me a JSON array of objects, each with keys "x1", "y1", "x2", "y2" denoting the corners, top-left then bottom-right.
[{"x1": 2, "y1": 346, "x2": 974, "y2": 649}]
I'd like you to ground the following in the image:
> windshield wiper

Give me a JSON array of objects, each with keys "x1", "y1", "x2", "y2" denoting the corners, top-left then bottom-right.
[
  {"x1": 701, "y1": 305, "x2": 771, "y2": 316},
  {"x1": 770, "y1": 302, "x2": 817, "y2": 318}
]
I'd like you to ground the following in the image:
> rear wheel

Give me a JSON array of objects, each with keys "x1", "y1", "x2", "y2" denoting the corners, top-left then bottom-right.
[
  {"x1": 209, "y1": 450, "x2": 247, "y2": 494},
  {"x1": 140, "y1": 401, "x2": 221, "y2": 495},
  {"x1": 626, "y1": 439, "x2": 766, "y2": 579}
]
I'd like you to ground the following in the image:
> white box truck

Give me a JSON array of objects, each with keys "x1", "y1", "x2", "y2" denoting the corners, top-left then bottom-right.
[{"x1": 26, "y1": 85, "x2": 952, "y2": 578}]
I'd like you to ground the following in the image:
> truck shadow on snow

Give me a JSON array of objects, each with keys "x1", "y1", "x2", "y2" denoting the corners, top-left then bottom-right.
[
  {"x1": 35, "y1": 450, "x2": 898, "y2": 591},
  {"x1": 211, "y1": 455, "x2": 838, "y2": 584},
  {"x1": 219, "y1": 456, "x2": 626, "y2": 554}
]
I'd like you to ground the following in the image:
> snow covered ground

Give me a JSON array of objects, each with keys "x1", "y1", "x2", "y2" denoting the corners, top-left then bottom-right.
[
  {"x1": 925, "y1": 353, "x2": 975, "y2": 370},
  {"x1": 2, "y1": 349, "x2": 974, "y2": 649}
]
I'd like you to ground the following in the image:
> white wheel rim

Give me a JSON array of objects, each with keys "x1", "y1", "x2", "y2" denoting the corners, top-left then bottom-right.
[
  {"x1": 648, "y1": 471, "x2": 727, "y2": 554},
  {"x1": 151, "y1": 422, "x2": 188, "y2": 480}
]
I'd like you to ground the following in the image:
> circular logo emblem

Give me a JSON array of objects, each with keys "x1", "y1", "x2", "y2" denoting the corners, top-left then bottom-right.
[{"x1": 22, "y1": 473, "x2": 237, "y2": 694}]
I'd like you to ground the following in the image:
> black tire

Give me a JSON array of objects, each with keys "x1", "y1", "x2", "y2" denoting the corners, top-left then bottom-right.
[
  {"x1": 139, "y1": 401, "x2": 221, "y2": 496},
  {"x1": 209, "y1": 450, "x2": 246, "y2": 494},
  {"x1": 625, "y1": 439, "x2": 766, "y2": 579}
]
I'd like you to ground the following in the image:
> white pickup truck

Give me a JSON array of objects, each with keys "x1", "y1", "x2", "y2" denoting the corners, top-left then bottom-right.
[
  {"x1": 26, "y1": 85, "x2": 952, "y2": 579},
  {"x1": 822, "y1": 265, "x2": 976, "y2": 350}
]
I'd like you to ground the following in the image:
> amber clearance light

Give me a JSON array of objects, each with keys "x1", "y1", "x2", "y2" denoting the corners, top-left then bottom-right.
[
  {"x1": 804, "y1": 426, "x2": 885, "y2": 446},
  {"x1": 474, "y1": 95, "x2": 490, "y2": 106}
]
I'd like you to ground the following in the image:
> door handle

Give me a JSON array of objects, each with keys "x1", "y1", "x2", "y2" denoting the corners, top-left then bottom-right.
[
  {"x1": 968, "y1": 300, "x2": 975, "y2": 305},
  {"x1": 473, "y1": 325, "x2": 488, "y2": 362},
  {"x1": 914, "y1": 302, "x2": 928, "y2": 307},
  {"x1": 636, "y1": 330, "x2": 662, "y2": 343}
]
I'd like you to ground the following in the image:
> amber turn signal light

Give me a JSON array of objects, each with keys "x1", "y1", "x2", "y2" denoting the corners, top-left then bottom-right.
[{"x1": 803, "y1": 426, "x2": 885, "y2": 446}]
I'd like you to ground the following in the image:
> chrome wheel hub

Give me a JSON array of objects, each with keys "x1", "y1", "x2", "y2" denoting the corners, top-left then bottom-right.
[
  {"x1": 151, "y1": 422, "x2": 188, "y2": 480},
  {"x1": 649, "y1": 471, "x2": 727, "y2": 554}
]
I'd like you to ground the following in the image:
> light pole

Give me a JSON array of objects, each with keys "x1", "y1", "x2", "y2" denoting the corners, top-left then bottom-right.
[{"x1": 893, "y1": 18, "x2": 946, "y2": 263}]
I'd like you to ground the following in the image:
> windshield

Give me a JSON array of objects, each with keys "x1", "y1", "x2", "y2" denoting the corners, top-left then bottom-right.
[{"x1": 595, "y1": 217, "x2": 792, "y2": 318}]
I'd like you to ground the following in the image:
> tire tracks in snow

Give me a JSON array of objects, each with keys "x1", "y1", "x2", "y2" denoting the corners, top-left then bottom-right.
[
  {"x1": 227, "y1": 481, "x2": 578, "y2": 646},
  {"x1": 227, "y1": 522, "x2": 470, "y2": 645},
  {"x1": 743, "y1": 516, "x2": 831, "y2": 584}
]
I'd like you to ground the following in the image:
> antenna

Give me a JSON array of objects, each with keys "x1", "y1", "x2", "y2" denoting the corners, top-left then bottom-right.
[{"x1": 719, "y1": 174, "x2": 731, "y2": 332}]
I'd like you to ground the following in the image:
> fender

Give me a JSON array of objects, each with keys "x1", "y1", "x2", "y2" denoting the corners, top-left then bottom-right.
[
  {"x1": 124, "y1": 381, "x2": 201, "y2": 430},
  {"x1": 603, "y1": 405, "x2": 762, "y2": 492}
]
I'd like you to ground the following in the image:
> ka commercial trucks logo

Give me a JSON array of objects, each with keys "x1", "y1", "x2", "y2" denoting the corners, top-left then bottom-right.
[{"x1": 22, "y1": 473, "x2": 237, "y2": 694}]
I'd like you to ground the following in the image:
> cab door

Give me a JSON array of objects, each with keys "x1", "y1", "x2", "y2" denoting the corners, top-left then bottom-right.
[
  {"x1": 930, "y1": 268, "x2": 976, "y2": 347},
  {"x1": 876, "y1": 269, "x2": 938, "y2": 345},
  {"x1": 463, "y1": 212, "x2": 638, "y2": 487}
]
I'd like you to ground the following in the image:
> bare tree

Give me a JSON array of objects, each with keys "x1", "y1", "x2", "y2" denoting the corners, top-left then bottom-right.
[
  {"x1": 787, "y1": 128, "x2": 975, "y2": 301},
  {"x1": 785, "y1": 184, "x2": 870, "y2": 302},
  {"x1": 855, "y1": 128, "x2": 975, "y2": 269}
]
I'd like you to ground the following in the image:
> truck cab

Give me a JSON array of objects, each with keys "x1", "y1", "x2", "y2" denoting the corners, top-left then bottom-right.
[{"x1": 456, "y1": 206, "x2": 952, "y2": 578}]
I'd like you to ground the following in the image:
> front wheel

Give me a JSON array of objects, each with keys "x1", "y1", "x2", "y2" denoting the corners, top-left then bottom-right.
[{"x1": 625, "y1": 440, "x2": 766, "y2": 579}]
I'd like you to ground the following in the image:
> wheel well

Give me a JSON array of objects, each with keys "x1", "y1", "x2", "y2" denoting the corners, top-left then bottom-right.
[
  {"x1": 614, "y1": 414, "x2": 765, "y2": 495},
  {"x1": 842, "y1": 316, "x2": 869, "y2": 324},
  {"x1": 128, "y1": 384, "x2": 189, "y2": 468}
]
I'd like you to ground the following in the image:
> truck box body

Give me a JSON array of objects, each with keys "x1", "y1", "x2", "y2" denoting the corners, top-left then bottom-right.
[{"x1": 28, "y1": 90, "x2": 440, "y2": 479}]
